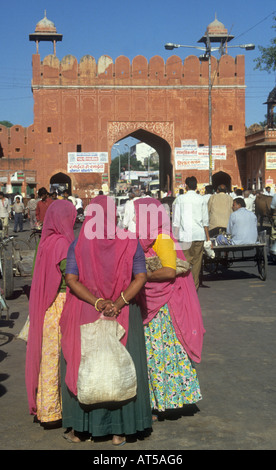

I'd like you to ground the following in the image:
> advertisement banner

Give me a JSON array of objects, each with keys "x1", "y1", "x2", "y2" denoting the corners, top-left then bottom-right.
[
  {"x1": 67, "y1": 152, "x2": 108, "y2": 173},
  {"x1": 68, "y1": 152, "x2": 108, "y2": 164},
  {"x1": 197, "y1": 145, "x2": 227, "y2": 160},
  {"x1": 266, "y1": 152, "x2": 276, "y2": 170},
  {"x1": 175, "y1": 148, "x2": 214, "y2": 170},
  {"x1": 67, "y1": 163, "x2": 105, "y2": 173}
]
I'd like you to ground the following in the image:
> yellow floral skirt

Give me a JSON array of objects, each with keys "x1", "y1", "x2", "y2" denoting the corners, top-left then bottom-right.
[
  {"x1": 36, "y1": 292, "x2": 66, "y2": 423},
  {"x1": 144, "y1": 303, "x2": 202, "y2": 412}
]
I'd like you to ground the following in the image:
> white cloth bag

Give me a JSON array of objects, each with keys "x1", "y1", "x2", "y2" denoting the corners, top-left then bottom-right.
[{"x1": 77, "y1": 318, "x2": 137, "y2": 405}]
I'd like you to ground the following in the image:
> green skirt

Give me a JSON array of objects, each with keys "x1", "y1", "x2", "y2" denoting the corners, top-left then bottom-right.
[{"x1": 61, "y1": 304, "x2": 152, "y2": 437}]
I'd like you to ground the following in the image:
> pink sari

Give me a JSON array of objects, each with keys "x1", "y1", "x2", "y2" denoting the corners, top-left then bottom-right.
[
  {"x1": 134, "y1": 197, "x2": 205, "y2": 363},
  {"x1": 60, "y1": 195, "x2": 138, "y2": 396},
  {"x1": 25, "y1": 200, "x2": 77, "y2": 415}
]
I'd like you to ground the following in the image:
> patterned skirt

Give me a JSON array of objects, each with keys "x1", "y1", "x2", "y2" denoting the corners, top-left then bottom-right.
[
  {"x1": 144, "y1": 303, "x2": 202, "y2": 412},
  {"x1": 36, "y1": 292, "x2": 66, "y2": 423}
]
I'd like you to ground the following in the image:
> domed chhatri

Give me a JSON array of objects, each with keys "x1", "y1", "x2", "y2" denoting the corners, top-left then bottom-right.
[
  {"x1": 29, "y1": 11, "x2": 62, "y2": 56},
  {"x1": 35, "y1": 11, "x2": 57, "y2": 33},
  {"x1": 206, "y1": 16, "x2": 228, "y2": 36},
  {"x1": 198, "y1": 14, "x2": 234, "y2": 45},
  {"x1": 264, "y1": 86, "x2": 276, "y2": 128}
]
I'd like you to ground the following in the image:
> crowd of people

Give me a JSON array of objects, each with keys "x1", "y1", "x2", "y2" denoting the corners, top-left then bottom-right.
[
  {"x1": 0, "y1": 188, "x2": 84, "y2": 237},
  {"x1": 6, "y1": 178, "x2": 274, "y2": 447}
]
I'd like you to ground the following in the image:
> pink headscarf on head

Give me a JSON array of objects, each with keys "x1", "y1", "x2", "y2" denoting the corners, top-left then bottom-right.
[
  {"x1": 134, "y1": 197, "x2": 205, "y2": 363},
  {"x1": 60, "y1": 195, "x2": 138, "y2": 396},
  {"x1": 25, "y1": 200, "x2": 77, "y2": 415}
]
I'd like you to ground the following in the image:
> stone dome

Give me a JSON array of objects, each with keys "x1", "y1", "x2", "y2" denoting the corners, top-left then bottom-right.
[
  {"x1": 206, "y1": 15, "x2": 228, "y2": 37},
  {"x1": 35, "y1": 11, "x2": 57, "y2": 33}
]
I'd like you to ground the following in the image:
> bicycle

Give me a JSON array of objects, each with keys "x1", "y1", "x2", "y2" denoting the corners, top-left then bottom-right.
[
  {"x1": 11, "y1": 228, "x2": 42, "y2": 252},
  {"x1": 0, "y1": 236, "x2": 15, "y2": 320}
]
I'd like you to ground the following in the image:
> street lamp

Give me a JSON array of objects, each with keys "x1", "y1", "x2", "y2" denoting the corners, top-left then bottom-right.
[
  {"x1": 114, "y1": 143, "x2": 121, "y2": 181},
  {"x1": 164, "y1": 37, "x2": 254, "y2": 184},
  {"x1": 124, "y1": 143, "x2": 131, "y2": 183}
]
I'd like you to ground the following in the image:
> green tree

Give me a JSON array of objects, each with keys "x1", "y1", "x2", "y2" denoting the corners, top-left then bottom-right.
[
  {"x1": 0, "y1": 120, "x2": 13, "y2": 127},
  {"x1": 110, "y1": 152, "x2": 147, "y2": 188},
  {"x1": 254, "y1": 15, "x2": 276, "y2": 73}
]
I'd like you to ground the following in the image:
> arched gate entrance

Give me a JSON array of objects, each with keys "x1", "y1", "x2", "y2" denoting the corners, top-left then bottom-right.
[{"x1": 108, "y1": 122, "x2": 173, "y2": 193}]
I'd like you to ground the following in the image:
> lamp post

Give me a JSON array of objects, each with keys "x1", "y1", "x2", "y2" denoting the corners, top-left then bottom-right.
[
  {"x1": 114, "y1": 143, "x2": 121, "y2": 181},
  {"x1": 124, "y1": 143, "x2": 131, "y2": 183},
  {"x1": 165, "y1": 37, "x2": 254, "y2": 185}
]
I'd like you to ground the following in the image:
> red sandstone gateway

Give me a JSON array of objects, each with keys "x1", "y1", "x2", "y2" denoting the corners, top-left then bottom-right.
[{"x1": 0, "y1": 13, "x2": 275, "y2": 198}]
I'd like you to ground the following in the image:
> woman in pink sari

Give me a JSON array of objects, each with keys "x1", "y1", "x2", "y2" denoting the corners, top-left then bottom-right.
[
  {"x1": 25, "y1": 200, "x2": 77, "y2": 428},
  {"x1": 59, "y1": 195, "x2": 152, "y2": 446},
  {"x1": 134, "y1": 197, "x2": 205, "y2": 416}
]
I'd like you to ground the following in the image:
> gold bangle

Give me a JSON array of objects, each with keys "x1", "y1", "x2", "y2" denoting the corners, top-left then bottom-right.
[
  {"x1": 95, "y1": 298, "x2": 104, "y2": 311},
  {"x1": 121, "y1": 291, "x2": 129, "y2": 305}
]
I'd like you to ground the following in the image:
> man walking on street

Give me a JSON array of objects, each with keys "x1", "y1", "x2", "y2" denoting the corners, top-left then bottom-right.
[
  {"x1": 173, "y1": 176, "x2": 210, "y2": 290},
  {"x1": 27, "y1": 194, "x2": 38, "y2": 229},
  {"x1": 13, "y1": 196, "x2": 25, "y2": 233},
  {"x1": 36, "y1": 187, "x2": 53, "y2": 225}
]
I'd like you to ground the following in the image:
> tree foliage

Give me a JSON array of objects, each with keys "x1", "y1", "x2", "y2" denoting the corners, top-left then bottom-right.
[
  {"x1": 254, "y1": 15, "x2": 276, "y2": 73},
  {"x1": 0, "y1": 120, "x2": 13, "y2": 127}
]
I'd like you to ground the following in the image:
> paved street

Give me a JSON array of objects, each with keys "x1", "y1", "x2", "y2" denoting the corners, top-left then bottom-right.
[{"x1": 0, "y1": 221, "x2": 276, "y2": 451}]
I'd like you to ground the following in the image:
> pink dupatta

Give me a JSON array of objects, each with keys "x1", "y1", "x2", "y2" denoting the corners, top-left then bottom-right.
[
  {"x1": 60, "y1": 195, "x2": 138, "y2": 396},
  {"x1": 25, "y1": 200, "x2": 77, "y2": 415},
  {"x1": 134, "y1": 197, "x2": 205, "y2": 363}
]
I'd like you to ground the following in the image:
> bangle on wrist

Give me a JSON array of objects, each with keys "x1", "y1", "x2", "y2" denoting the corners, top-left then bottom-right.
[
  {"x1": 120, "y1": 291, "x2": 129, "y2": 305},
  {"x1": 95, "y1": 297, "x2": 104, "y2": 311}
]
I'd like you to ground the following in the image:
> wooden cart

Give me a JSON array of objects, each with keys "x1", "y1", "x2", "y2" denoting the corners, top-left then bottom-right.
[{"x1": 201, "y1": 230, "x2": 268, "y2": 282}]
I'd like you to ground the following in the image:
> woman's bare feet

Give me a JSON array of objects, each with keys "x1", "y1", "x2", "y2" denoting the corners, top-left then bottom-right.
[
  {"x1": 63, "y1": 429, "x2": 82, "y2": 443},
  {"x1": 112, "y1": 434, "x2": 126, "y2": 446}
]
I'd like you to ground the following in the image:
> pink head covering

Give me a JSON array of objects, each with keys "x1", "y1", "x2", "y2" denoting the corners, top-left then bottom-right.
[
  {"x1": 134, "y1": 197, "x2": 205, "y2": 363},
  {"x1": 60, "y1": 195, "x2": 138, "y2": 396},
  {"x1": 25, "y1": 200, "x2": 77, "y2": 415}
]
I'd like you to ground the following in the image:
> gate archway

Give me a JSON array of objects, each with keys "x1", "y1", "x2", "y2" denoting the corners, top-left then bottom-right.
[
  {"x1": 108, "y1": 122, "x2": 173, "y2": 192},
  {"x1": 212, "y1": 171, "x2": 232, "y2": 192},
  {"x1": 50, "y1": 172, "x2": 72, "y2": 194}
]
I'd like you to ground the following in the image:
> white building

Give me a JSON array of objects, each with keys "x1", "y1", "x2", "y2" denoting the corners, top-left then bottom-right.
[{"x1": 130, "y1": 142, "x2": 158, "y2": 166}]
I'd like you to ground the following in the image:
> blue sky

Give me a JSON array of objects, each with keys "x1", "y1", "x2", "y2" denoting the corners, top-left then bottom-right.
[{"x1": 1, "y1": 0, "x2": 275, "y2": 135}]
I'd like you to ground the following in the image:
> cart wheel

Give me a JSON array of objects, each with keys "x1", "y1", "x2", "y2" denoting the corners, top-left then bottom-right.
[
  {"x1": 257, "y1": 246, "x2": 267, "y2": 281},
  {"x1": 3, "y1": 246, "x2": 14, "y2": 299}
]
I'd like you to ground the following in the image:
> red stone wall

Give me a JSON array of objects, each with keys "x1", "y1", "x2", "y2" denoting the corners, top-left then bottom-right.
[{"x1": 0, "y1": 51, "x2": 246, "y2": 196}]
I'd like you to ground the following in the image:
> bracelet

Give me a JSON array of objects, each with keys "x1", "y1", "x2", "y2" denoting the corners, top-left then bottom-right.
[
  {"x1": 94, "y1": 298, "x2": 104, "y2": 311},
  {"x1": 121, "y1": 291, "x2": 129, "y2": 305}
]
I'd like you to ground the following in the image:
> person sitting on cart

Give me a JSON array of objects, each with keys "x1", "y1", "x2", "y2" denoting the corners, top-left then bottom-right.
[{"x1": 216, "y1": 197, "x2": 258, "y2": 246}]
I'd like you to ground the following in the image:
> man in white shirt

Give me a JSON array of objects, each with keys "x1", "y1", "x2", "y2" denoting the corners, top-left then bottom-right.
[
  {"x1": 173, "y1": 176, "x2": 210, "y2": 290},
  {"x1": 0, "y1": 192, "x2": 10, "y2": 238},
  {"x1": 123, "y1": 189, "x2": 141, "y2": 233},
  {"x1": 243, "y1": 190, "x2": 254, "y2": 211}
]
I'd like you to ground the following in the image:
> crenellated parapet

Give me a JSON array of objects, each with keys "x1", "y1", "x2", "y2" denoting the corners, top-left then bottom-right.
[{"x1": 31, "y1": 53, "x2": 245, "y2": 88}]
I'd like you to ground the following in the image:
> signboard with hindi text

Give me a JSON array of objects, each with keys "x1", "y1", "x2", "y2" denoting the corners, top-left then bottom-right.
[
  {"x1": 67, "y1": 152, "x2": 108, "y2": 173},
  {"x1": 175, "y1": 143, "x2": 226, "y2": 170},
  {"x1": 266, "y1": 152, "x2": 276, "y2": 170}
]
